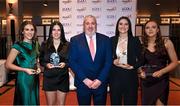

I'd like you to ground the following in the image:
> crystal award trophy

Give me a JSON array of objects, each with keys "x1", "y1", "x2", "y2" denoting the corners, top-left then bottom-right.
[
  {"x1": 50, "y1": 52, "x2": 60, "y2": 68},
  {"x1": 117, "y1": 51, "x2": 127, "y2": 64}
]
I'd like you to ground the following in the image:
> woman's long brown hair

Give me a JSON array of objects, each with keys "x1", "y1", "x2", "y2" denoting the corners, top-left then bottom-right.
[{"x1": 142, "y1": 20, "x2": 167, "y2": 55}]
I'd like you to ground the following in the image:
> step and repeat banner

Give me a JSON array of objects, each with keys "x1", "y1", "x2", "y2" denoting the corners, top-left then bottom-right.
[
  {"x1": 59, "y1": 0, "x2": 137, "y2": 41},
  {"x1": 59, "y1": 0, "x2": 137, "y2": 90}
]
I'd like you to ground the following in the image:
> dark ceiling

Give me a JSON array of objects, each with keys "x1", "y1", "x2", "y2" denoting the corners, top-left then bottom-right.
[{"x1": 137, "y1": 0, "x2": 180, "y2": 15}]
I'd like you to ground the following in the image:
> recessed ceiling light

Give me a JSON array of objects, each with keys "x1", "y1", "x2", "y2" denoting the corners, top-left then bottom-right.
[
  {"x1": 156, "y1": 3, "x2": 160, "y2": 6},
  {"x1": 43, "y1": 1, "x2": 48, "y2": 7}
]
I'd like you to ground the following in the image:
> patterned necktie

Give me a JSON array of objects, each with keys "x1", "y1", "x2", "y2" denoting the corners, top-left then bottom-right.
[{"x1": 89, "y1": 37, "x2": 95, "y2": 60}]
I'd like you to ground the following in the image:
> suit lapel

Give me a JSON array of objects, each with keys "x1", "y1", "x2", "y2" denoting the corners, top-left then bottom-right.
[{"x1": 94, "y1": 34, "x2": 102, "y2": 62}]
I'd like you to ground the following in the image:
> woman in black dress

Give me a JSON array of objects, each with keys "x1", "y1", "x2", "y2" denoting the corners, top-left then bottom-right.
[
  {"x1": 139, "y1": 20, "x2": 178, "y2": 105},
  {"x1": 40, "y1": 21, "x2": 69, "y2": 105},
  {"x1": 109, "y1": 16, "x2": 142, "y2": 105}
]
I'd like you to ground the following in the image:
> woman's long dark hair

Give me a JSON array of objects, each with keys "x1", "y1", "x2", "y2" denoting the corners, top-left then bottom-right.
[
  {"x1": 142, "y1": 20, "x2": 167, "y2": 55},
  {"x1": 115, "y1": 16, "x2": 133, "y2": 38},
  {"x1": 46, "y1": 21, "x2": 67, "y2": 49}
]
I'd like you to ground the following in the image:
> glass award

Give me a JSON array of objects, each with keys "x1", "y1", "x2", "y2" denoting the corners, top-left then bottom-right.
[
  {"x1": 50, "y1": 52, "x2": 60, "y2": 67},
  {"x1": 117, "y1": 51, "x2": 127, "y2": 64}
]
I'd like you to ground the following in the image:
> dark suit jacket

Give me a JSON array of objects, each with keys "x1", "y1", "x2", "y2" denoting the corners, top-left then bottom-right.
[{"x1": 69, "y1": 32, "x2": 112, "y2": 87}]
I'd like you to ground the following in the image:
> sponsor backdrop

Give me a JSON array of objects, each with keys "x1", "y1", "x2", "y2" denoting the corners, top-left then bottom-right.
[
  {"x1": 59, "y1": 0, "x2": 137, "y2": 90},
  {"x1": 59, "y1": 0, "x2": 137, "y2": 41}
]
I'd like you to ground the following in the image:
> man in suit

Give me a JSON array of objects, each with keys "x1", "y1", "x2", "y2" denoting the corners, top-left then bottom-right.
[{"x1": 69, "y1": 15, "x2": 112, "y2": 105}]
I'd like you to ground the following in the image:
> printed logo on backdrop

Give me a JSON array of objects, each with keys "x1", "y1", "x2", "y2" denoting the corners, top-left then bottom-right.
[
  {"x1": 91, "y1": 0, "x2": 102, "y2": 3},
  {"x1": 77, "y1": 0, "x2": 87, "y2": 3},
  {"x1": 107, "y1": 0, "x2": 117, "y2": 3},
  {"x1": 77, "y1": 7, "x2": 87, "y2": 12},
  {"x1": 77, "y1": 15, "x2": 85, "y2": 19},
  {"x1": 106, "y1": 15, "x2": 116, "y2": 20},
  {"x1": 106, "y1": 7, "x2": 117, "y2": 11},
  {"x1": 62, "y1": 7, "x2": 72, "y2": 12},
  {"x1": 62, "y1": 15, "x2": 72, "y2": 20},
  {"x1": 92, "y1": 7, "x2": 102, "y2": 12},
  {"x1": 121, "y1": 6, "x2": 132, "y2": 12},
  {"x1": 122, "y1": 0, "x2": 132, "y2": 3},
  {"x1": 62, "y1": 0, "x2": 72, "y2": 4},
  {"x1": 76, "y1": 15, "x2": 85, "y2": 19},
  {"x1": 62, "y1": 22, "x2": 72, "y2": 27}
]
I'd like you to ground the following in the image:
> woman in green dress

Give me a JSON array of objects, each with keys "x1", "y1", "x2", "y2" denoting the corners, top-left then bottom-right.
[{"x1": 5, "y1": 21, "x2": 41, "y2": 105}]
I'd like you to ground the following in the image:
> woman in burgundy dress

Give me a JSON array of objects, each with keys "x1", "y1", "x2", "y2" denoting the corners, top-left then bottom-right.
[{"x1": 139, "y1": 20, "x2": 178, "y2": 105}]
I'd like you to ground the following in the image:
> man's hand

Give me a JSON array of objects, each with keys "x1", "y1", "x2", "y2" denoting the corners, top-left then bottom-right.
[
  {"x1": 91, "y1": 79, "x2": 102, "y2": 89},
  {"x1": 83, "y1": 78, "x2": 93, "y2": 88}
]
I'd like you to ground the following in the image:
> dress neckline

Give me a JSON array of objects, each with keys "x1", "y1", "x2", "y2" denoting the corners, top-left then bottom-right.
[{"x1": 146, "y1": 48, "x2": 156, "y2": 53}]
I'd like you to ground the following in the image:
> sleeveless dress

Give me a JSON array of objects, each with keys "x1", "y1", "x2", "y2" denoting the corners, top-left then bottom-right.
[
  {"x1": 141, "y1": 49, "x2": 169, "y2": 105},
  {"x1": 12, "y1": 42, "x2": 39, "y2": 105}
]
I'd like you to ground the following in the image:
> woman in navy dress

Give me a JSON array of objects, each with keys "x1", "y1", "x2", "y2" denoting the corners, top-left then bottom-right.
[
  {"x1": 40, "y1": 21, "x2": 69, "y2": 105},
  {"x1": 139, "y1": 20, "x2": 178, "y2": 105}
]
